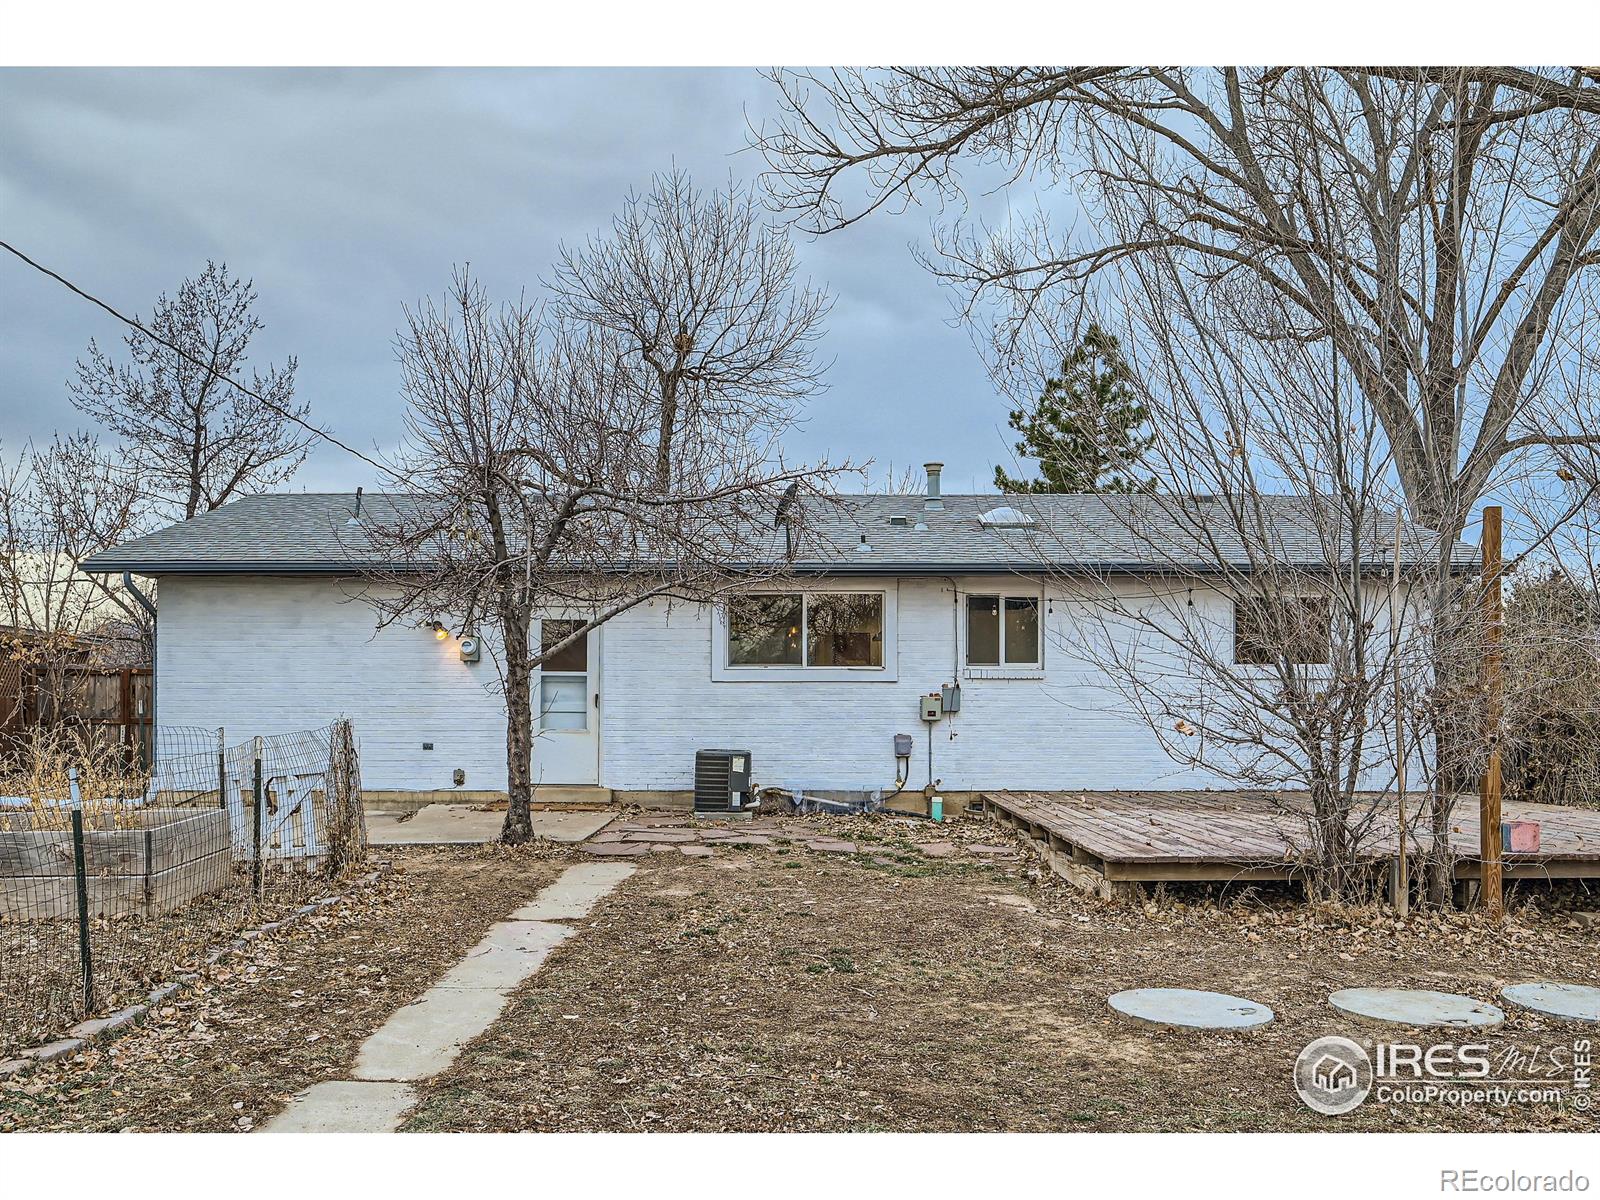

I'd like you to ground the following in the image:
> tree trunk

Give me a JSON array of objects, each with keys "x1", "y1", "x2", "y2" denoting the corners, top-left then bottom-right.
[
  {"x1": 500, "y1": 609, "x2": 535, "y2": 845},
  {"x1": 654, "y1": 367, "x2": 682, "y2": 491},
  {"x1": 1424, "y1": 574, "x2": 1477, "y2": 907}
]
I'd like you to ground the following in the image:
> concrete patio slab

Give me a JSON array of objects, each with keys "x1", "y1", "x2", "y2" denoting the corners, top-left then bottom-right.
[
  {"x1": 266, "y1": 1081, "x2": 418, "y2": 1133},
  {"x1": 366, "y1": 805, "x2": 614, "y2": 846},
  {"x1": 1109, "y1": 987, "x2": 1275, "y2": 1030},
  {"x1": 1330, "y1": 988, "x2": 1504, "y2": 1028}
]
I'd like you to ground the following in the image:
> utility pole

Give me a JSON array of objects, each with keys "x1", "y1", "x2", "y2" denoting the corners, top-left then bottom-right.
[{"x1": 1479, "y1": 505, "x2": 1504, "y2": 921}]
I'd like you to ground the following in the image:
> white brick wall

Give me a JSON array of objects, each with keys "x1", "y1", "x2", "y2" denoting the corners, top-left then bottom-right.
[
  {"x1": 599, "y1": 578, "x2": 1231, "y2": 792},
  {"x1": 156, "y1": 573, "x2": 1406, "y2": 794},
  {"x1": 156, "y1": 576, "x2": 509, "y2": 791}
]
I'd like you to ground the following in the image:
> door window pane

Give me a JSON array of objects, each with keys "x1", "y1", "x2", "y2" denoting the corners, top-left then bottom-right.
[
  {"x1": 540, "y1": 620, "x2": 588, "y2": 672},
  {"x1": 806, "y1": 593, "x2": 884, "y2": 667},
  {"x1": 728, "y1": 594, "x2": 803, "y2": 665},
  {"x1": 540, "y1": 674, "x2": 588, "y2": 730},
  {"x1": 1004, "y1": 597, "x2": 1040, "y2": 664},
  {"x1": 966, "y1": 595, "x2": 1000, "y2": 665}
]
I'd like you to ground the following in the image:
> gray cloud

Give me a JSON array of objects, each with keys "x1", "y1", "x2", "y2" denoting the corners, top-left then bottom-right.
[{"x1": 0, "y1": 67, "x2": 1020, "y2": 494}]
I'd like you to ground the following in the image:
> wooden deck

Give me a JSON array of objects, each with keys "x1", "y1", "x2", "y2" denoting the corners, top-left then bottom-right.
[{"x1": 983, "y1": 789, "x2": 1600, "y2": 897}]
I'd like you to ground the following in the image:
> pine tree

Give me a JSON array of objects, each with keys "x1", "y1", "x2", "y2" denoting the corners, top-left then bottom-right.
[{"x1": 993, "y1": 324, "x2": 1154, "y2": 494}]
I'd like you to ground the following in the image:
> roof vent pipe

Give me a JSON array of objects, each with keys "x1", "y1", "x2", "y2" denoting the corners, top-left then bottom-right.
[
  {"x1": 923, "y1": 462, "x2": 944, "y2": 511},
  {"x1": 348, "y1": 486, "x2": 364, "y2": 526}
]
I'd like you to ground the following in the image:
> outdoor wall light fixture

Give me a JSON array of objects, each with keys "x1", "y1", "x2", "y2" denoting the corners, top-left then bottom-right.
[{"x1": 430, "y1": 621, "x2": 449, "y2": 640}]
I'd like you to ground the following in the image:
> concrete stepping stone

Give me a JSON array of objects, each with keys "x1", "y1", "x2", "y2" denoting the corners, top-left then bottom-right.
[
  {"x1": 352, "y1": 986, "x2": 514, "y2": 1081},
  {"x1": 1330, "y1": 988, "x2": 1504, "y2": 1028},
  {"x1": 1109, "y1": 987, "x2": 1275, "y2": 1030},
  {"x1": 679, "y1": 845, "x2": 714, "y2": 857},
  {"x1": 430, "y1": 922, "x2": 572, "y2": 990},
  {"x1": 1501, "y1": 982, "x2": 1600, "y2": 1024},
  {"x1": 966, "y1": 844, "x2": 1014, "y2": 856},
  {"x1": 807, "y1": 841, "x2": 856, "y2": 853},
  {"x1": 623, "y1": 830, "x2": 697, "y2": 843},
  {"x1": 916, "y1": 842, "x2": 956, "y2": 858},
  {"x1": 509, "y1": 863, "x2": 635, "y2": 920},
  {"x1": 581, "y1": 841, "x2": 651, "y2": 856},
  {"x1": 267, "y1": 862, "x2": 635, "y2": 1133},
  {"x1": 266, "y1": 1080, "x2": 417, "y2": 1133}
]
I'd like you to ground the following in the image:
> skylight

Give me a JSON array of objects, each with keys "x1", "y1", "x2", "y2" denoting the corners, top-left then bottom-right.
[{"x1": 978, "y1": 506, "x2": 1036, "y2": 528}]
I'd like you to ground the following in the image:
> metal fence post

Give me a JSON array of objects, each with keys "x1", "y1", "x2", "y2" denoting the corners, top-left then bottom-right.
[
  {"x1": 217, "y1": 727, "x2": 226, "y2": 810},
  {"x1": 252, "y1": 735, "x2": 264, "y2": 900},
  {"x1": 70, "y1": 805, "x2": 95, "y2": 1014}
]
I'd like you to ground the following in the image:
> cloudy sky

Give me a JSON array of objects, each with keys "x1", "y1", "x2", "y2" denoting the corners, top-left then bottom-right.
[{"x1": 0, "y1": 68, "x2": 1034, "y2": 495}]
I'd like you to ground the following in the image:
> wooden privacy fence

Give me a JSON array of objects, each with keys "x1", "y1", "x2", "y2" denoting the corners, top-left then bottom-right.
[{"x1": 0, "y1": 662, "x2": 153, "y2": 770}]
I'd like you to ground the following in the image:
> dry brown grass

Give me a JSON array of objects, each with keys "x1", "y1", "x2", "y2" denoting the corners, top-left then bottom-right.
[
  {"x1": 401, "y1": 818, "x2": 1600, "y2": 1133},
  {"x1": 0, "y1": 845, "x2": 570, "y2": 1132},
  {"x1": 0, "y1": 727, "x2": 145, "y2": 832}
]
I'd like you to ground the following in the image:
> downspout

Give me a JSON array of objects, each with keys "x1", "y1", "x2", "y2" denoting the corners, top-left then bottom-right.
[{"x1": 123, "y1": 572, "x2": 158, "y2": 755}]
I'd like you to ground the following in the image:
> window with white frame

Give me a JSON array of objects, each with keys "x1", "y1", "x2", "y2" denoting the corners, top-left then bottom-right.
[
  {"x1": 727, "y1": 592, "x2": 885, "y2": 669},
  {"x1": 965, "y1": 592, "x2": 1042, "y2": 667}
]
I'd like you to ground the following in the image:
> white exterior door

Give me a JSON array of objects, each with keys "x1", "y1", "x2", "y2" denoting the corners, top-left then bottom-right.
[{"x1": 532, "y1": 619, "x2": 600, "y2": 786}]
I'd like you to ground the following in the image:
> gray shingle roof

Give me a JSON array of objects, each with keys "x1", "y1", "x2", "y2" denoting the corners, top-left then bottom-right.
[{"x1": 81, "y1": 491, "x2": 1477, "y2": 576}]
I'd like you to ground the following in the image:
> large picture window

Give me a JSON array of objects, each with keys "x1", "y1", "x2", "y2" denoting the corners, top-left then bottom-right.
[
  {"x1": 1233, "y1": 595, "x2": 1331, "y2": 666},
  {"x1": 727, "y1": 592, "x2": 884, "y2": 669},
  {"x1": 966, "y1": 593, "x2": 1041, "y2": 666}
]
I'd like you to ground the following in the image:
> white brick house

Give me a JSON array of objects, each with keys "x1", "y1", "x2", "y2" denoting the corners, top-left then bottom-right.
[{"x1": 84, "y1": 473, "x2": 1461, "y2": 805}]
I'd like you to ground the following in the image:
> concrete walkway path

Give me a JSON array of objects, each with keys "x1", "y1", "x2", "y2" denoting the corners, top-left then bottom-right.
[
  {"x1": 265, "y1": 861, "x2": 634, "y2": 1132},
  {"x1": 366, "y1": 805, "x2": 615, "y2": 846}
]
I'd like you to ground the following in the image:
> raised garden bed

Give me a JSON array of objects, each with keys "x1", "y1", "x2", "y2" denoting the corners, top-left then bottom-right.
[{"x1": 0, "y1": 808, "x2": 232, "y2": 919}]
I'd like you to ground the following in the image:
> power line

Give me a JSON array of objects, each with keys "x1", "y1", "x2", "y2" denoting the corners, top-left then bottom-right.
[{"x1": 0, "y1": 238, "x2": 392, "y2": 477}]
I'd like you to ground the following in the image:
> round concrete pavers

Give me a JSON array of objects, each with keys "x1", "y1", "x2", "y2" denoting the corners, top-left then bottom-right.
[
  {"x1": 1108, "y1": 987, "x2": 1275, "y2": 1030},
  {"x1": 1501, "y1": 982, "x2": 1600, "y2": 1024},
  {"x1": 1329, "y1": 988, "x2": 1504, "y2": 1028}
]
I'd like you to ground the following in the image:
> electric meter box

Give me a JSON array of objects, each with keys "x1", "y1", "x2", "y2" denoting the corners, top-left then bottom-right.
[
  {"x1": 893, "y1": 733, "x2": 913, "y2": 757},
  {"x1": 920, "y1": 694, "x2": 943, "y2": 722}
]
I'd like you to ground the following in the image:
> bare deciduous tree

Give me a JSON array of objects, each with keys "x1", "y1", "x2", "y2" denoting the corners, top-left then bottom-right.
[
  {"x1": 1005, "y1": 271, "x2": 1467, "y2": 901},
  {"x1": 0, "y1": 434, "x2": 148, "y2": 731},
  {"x1": 360, "y1": 271, "x2": 853, "y2": 843},
  {"x1": 1500, "y1": 568, "x2": 1600, "y2": 810},
  {"x1": 549, "y1": 168, "x2": 832, "y2": 489},
  {"x1": 69, "y1": 260, "x2": 311, "y2": 520},
  {"x1": 759, "y1": 66, "x2": 1600, "y2": 902},
  {"x1": 762, "y1": 66, "x2": 1600, "y2": 532}
]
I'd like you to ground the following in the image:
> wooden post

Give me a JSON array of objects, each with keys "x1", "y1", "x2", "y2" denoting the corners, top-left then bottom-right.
[{"x1": 1480, "y1": 505, "x2": 1504, "y2": 920}]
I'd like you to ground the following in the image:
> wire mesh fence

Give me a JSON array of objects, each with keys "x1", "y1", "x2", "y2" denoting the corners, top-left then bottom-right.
[{"x1": 0, "y1": 719, "x2": 366, "y2": 1057}]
